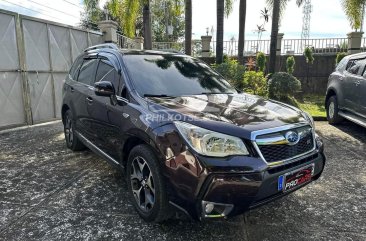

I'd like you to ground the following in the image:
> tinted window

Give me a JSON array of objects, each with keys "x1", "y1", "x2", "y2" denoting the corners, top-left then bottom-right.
[
  {"x1": 346, "y1": 60, "x2": 356, "y2": 71},
  {"x1": 78, "y1": 59, "x2": 98, "y2": 85},
  {"x1": 348, "y1": 60, "x2": 364, "y2": 75},
  {"x1": 95, "y1": 59, "x2": 119, "y2": 89},
  {"x1": 69, "y1": 56, "x2": 83, "y2": 80},
  {"x1": 336, "y1": 57, "x2": 348, "y2": 72},
  {"x1": 123, "y1": 55, "x2": 237, "y2": 97}
]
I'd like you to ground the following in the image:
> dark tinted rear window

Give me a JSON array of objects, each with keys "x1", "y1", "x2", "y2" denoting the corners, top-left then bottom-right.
[
  {"x1": 69, "y1": 56, "x2": 83, "y2": 80},
  {"x1": 123, "y1": 54, "x2": 236, "y2": 97}
]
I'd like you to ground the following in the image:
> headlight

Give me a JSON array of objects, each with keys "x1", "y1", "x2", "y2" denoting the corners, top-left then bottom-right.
[
  {"x1": 174, "y1": 121, "x2": 249, "y2": 157},
  {"x1": 302, "y1": 112, "x2": 314, "y2": 128}
]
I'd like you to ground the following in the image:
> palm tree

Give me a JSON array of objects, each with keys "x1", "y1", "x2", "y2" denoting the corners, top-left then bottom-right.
[
  {"x1": 216, "y1": 0, "x2": 234, "y2": 64},
  {"x1": 143, "y1": 0, "x2": 152, "y2": 49},
  {"x1": 267, "y1": 0, "x2": 304, "y2": 73},
  {"x1": 216, "y1": 0, "x2": 225, "y2": 64},
  {"x1": 341, "y1": 0, "x2": 366, "y2": 31},
  {"x1": 238, "y1": 0, "x2": 247, "y2": 65},
  {"x1": 185, "y1": 0, "x2": 192, "y2": 55}
]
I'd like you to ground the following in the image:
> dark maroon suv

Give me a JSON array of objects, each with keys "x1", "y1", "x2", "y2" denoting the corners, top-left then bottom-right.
[{"x1": 61, "y1": 44, "x2": 326, "y2": 222}]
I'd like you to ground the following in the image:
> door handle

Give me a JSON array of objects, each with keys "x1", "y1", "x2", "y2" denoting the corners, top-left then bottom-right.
[
  {"x1": 355, "y1": 80, "x2": 361, "y2": 86},
  {"x1": 86, "y1": 96, "x2": 93, "y2": 103},
  {"x1": 70, "y1": 87, "x2": 74, "y2": 92}
]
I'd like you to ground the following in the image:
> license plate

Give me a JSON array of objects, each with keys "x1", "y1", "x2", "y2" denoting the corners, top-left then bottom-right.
[{"x1": 278, "y1": 164, "x2": 314, "y2": 192}]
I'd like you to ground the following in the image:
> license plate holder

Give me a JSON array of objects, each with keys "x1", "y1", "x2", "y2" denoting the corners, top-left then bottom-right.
[{"x1": 278, "y1": 163, "x2": 315, "y2": 192}]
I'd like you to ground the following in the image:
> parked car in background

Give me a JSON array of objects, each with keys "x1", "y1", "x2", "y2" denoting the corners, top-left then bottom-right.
[
  {"x1": 62, "y1": 44, "x2": 325, "y2": 222},
  {"x1": 326, "y1": 52, "x2": 366, "y2": 128}
]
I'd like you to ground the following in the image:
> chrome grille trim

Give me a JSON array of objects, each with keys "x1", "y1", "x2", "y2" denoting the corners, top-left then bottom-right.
[{"x1": 251, "y1": 123, "x2": 317, "y2": 167}]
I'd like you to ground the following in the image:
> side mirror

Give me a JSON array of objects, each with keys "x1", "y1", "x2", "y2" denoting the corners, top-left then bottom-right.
[{"x1": 94, "y1": 81, "x2": 115, "y2": 97}]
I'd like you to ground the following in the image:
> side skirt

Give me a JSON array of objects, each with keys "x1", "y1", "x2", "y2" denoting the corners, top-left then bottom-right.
[{"x1": 75, "y1": 130, "x2": 124, "y2": 171}]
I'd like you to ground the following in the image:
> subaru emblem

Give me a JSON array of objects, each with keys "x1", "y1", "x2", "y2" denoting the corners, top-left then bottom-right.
[{"x1": 285, "y1": 131, "x2": 300, "y2": 145}]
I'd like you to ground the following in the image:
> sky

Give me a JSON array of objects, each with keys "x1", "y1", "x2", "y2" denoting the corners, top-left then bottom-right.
[{"x1": 0, "y1": 0, "x2": 363, "y2": 40}]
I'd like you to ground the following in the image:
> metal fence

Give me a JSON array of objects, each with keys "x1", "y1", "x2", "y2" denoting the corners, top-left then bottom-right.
[
  {"x1": 282, "y1": 38, "x2": 348, "y2": 55},
  {"x1": 207, "y1": 38, "x2": 349, "y2": 56},
  {"x1": 0, "y1": 9, "x2": 103, "y2": 129},
  {"x1": 117, "y1": 33, "x2": 135, "y2": 49},
  {"x1": 152, "y1": 40, "x2": 202, "y2": 56}
]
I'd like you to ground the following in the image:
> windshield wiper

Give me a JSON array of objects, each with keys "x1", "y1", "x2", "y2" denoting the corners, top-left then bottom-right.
[{"x1": 143, "y1": 94, "x2": 176, "y2": 98}]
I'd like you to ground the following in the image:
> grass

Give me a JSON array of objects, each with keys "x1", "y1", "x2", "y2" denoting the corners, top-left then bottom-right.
[{"x1": 297, "y1": 94, "x2": 326, "y2": 118}]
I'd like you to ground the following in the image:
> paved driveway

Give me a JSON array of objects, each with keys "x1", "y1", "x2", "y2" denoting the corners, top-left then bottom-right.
[{"x1": 0, "y1": 121, "x2": 365, "y2": 241}]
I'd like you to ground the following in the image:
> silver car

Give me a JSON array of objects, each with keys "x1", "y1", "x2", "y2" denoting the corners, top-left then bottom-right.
[{"x1": 326, "y1": 52, "x2": 366, "y2": 128}]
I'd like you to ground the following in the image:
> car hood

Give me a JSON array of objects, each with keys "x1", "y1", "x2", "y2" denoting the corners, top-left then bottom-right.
[{"x1": 146, "y1": 93, "x2": 308, "y2": 139}]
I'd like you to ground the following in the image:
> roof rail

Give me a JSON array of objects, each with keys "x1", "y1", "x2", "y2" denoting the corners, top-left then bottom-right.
[{"x1": 84, "y1": 43, "x2": 119, "y2": 52}]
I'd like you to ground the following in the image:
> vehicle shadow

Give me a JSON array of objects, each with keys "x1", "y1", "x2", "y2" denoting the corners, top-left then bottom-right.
[{"x1": 331, "y1": 120, "x2": 366, "y2": 143}]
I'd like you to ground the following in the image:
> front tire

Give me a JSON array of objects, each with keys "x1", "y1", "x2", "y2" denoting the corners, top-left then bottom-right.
[
  {"x1": 126, "y1": 145, "x2": 171, "y2": 223},
  {"x1": 326, "y1": 95, "x2": 343, "y2": 124},
  {"x1": 63, "y1": 110, "x2": 85, "y2": 151}
]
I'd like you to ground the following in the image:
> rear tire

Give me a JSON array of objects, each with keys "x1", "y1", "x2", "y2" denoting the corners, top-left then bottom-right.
[
  {"x1": 63, "y1": 110, "x2": 85, "y2": 151},
  {"x1": 326, "y1": 96, "x2": 343, "y2": 125},
  {"x1": 126, "y1": 144, "x2": 171, "y2": 223}
]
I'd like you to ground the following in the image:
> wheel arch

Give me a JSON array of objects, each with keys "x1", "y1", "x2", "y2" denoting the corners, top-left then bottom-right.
[
  {"x1": 325, "y1": 88, "x2": 337, "y2": 106},
  {"x1": 61, "y1": 104, "x2": 70, "y2": 124},
  {"x1": 121, "y1": 130, "x2": 164, "y2": 168}
]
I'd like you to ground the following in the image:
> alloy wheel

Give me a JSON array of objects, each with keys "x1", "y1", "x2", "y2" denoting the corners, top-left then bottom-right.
[
  {"x1": 328, "y1": 101, "x2": 335, "y2": 119},
  {"x1": 130, "y1": 156, "x2": 155, "y2": 212}
]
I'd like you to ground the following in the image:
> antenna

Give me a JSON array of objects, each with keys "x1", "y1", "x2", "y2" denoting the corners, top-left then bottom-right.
[{"x1": 301, "y1": 0, "x2": 312, "y2": 50}]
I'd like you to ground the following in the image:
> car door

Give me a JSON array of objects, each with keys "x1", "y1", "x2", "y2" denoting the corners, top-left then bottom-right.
[
  {"x1": 86, "y1": 55, "x2": 123, "y2": 159},
  {"x1": 72, "y1": 55, "x2": 99, "y2": 139},
  {"x1": 343, "y1": 59, "x2": 364, "y2": 113}
]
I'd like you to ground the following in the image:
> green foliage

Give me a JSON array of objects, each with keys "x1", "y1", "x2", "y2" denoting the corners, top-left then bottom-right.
[
  {"x1": 286, "y1": 56, "x2": 295, "y2": 75},
  {"x1": 336, "y1": 52, "x2": 348, "y2": 64},
  {"x1": 81, "y1": 0, "x2": 103, "y2": 30},
  {"x1": 223, "y1": 54, "x2": 229, "y2": 63},
  {"x1": 266, "y1": 0, "x2": 304, "y2": 23},
  {"x1": 341, "y1": 0, "x2": 366, "y2": 30},
  {"x1": 304, "y1": 47, "x2": 314, "y2": 64},
  {"x1": 81, "y1": 0, "x2": 185, "y2": 40},
  {"x1": 224, "y1": 0, "x2": 235, "y2": 18},
  {"x1": 256, "y1": 52, "x2": 266, "y2": 73},
  {"x1": 120, "y1": 0, "x2": 140, "y2": 37},
  {"x1": 213, "y1": 59, "x2": 246, "y2": 90},
  {"x1": 268, "y1": 72, "x2": 301, "y2": 107},
  {"x1": 243, "y1": 71, "x2": 268, "y2": 97},
  {"x1": 151, "y1": 0, "x2": 185, "y2": 42}
]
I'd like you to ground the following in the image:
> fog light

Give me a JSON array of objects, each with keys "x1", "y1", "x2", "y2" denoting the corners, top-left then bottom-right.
[
  {"x1": 201, "y1": 201, "x2": 234, "y2": 218},
  {"x1": 205, "y1": 203, "x2": 215, "y2": 214}
]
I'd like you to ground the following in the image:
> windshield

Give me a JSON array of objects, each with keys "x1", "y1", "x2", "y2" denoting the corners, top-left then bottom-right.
[{"x1": 123, "y1": 54, "x2": 237, "y2": 97}]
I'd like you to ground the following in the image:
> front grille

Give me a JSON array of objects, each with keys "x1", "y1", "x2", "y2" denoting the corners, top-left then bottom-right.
[{"x1": 256, "y1": 126, "x2": 314, "y2": 163}]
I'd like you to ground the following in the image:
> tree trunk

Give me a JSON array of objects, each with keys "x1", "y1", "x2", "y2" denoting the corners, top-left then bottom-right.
[
  {"x1": 268, "y1": 0, "x2": 280, "y2": 73},
  {"x1": 216, "y1": 0, "x2": 224, "y2": 64},
  {"x1": 185, "y1": 0, "x2": 192, "y2": 55},
  {"x1": 238, "y1": 0, "x2": 246, "y2": 65},
  {"x1": 143, "y1": 0, "x2": 152, "y2": 50}
]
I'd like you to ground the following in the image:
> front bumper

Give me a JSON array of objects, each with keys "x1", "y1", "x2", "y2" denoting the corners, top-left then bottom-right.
[
  {"x1": 156, "y1": 124, "x2": 326, "y2": 220},
  {"x1": 198, "y1": 151, "x2": 326, "y2": 219}
]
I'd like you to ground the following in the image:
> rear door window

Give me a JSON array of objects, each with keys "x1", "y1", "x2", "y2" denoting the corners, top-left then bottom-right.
[
  {"x1": 77, "y1": 58, "x2": 99, "y2": 85},
  {"x1": 348, "y1": 60, "x2": 364, "y2": 75}
]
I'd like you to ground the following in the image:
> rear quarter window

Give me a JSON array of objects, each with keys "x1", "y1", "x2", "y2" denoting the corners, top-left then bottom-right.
[{"x1": 69, "y1": 56, "x2": 83, "y2": 80}]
